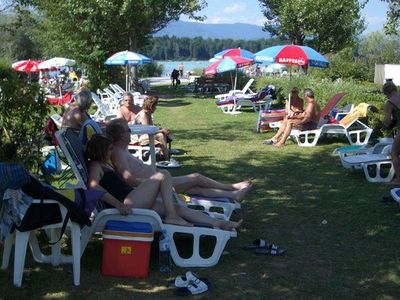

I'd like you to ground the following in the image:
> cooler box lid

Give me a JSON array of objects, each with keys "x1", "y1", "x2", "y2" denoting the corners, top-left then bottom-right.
[{"x1": 105, "y1": 220, "x2": 152, "y2": 233}]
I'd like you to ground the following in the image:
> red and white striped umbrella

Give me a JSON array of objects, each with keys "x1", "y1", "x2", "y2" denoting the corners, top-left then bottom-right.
[{"x1": 12, "y1": 60, "x2": 42, "y2": 73}]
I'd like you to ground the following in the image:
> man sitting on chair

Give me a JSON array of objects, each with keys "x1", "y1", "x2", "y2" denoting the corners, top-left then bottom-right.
[
  {"x1": 116, "y1": 92, "x2": 142, "y2": 124},
  {"x1": 264, "y1": 88, "x2": 321, "y2": 147},
  {"x1": 105, "y1": 118, "x2": 253, "y2": 201}
]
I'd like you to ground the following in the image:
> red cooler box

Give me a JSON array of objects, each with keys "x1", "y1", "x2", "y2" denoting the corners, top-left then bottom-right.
[{"x1": 102, "y1": 220, "x2": 154, "y2": 278}]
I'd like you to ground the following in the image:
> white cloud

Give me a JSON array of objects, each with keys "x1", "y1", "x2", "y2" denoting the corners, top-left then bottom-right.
[
  {"x1": 207, "y1": 16, "x2": 233, "y2": 24},
  {"x1": 366, "y1": 15, "x2": 386, "y2": 25},
  {"x1": 223, "y1": 4, "x2": 246, "y2": 14}
]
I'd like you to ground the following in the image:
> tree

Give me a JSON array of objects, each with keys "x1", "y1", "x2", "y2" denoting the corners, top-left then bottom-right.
[
  {"x1": 27, "y1": 0, "x2": 206, "y2": 88},
  {"x1": 0, "y1": 59, "x2": 49, "y2": 169},
  {"x1": 258, "y1": 0, "x2": 365, "y2": 53},
  {"x1": 0, "y1": 8, "x2": 43, "y2": 62},
  {"x1": 380, "y1": 0, "x2": 400, "y2": 34}
]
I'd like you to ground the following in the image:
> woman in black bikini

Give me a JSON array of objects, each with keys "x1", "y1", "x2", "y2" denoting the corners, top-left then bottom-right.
[{"x1": 86, "y1": 134, "x2": 242, "y2": 230}]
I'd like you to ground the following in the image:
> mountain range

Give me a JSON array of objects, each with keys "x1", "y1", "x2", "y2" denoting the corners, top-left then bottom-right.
[{"x1": 154, "y1": 21, "x2": 271, "y2": 40}]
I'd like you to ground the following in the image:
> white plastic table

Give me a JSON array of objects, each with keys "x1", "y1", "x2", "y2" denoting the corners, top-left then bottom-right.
[{"x1": 129, "y1": 124, "x2": 159, "y2": 169}]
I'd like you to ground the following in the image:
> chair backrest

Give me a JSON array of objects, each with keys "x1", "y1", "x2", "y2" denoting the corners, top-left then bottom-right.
[
  {"x1": 338, "y1": 103, "x2": 369, "y2": 128},
  {"x1": 91, "y1": 92, "x2": 112, "y2": 117},
  {"x1": 319, "y1": 93, "x2": 347, "y2": 119},
  {"x1": 55, "y1": 129, "x2": 88, "y2": 189},
  {"x1": 78, "y1": 119, "x2": 102, "y2": 146},
  {"x1": 241, "y1": 78, "x2": 254, "y2": 93}
]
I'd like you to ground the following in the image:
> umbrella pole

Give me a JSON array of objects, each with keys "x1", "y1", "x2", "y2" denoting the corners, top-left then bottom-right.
[
  {"x1": 126, "y1": 65, "x2": 129, "y2": 91},
  {"x1": 287, "y1": 92, "x2": 291, "y2": 117},
  {"x1": 230, "y1": 72, "x2": 233, "y2": 92},
  {"x1": 234, "y1": 69, "x2": 238, "y2": 92}
]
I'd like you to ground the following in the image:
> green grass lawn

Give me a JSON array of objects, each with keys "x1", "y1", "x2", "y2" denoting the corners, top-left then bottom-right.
[{"x1": 1, "y1": 92, "x2": 400, "y2": 299}]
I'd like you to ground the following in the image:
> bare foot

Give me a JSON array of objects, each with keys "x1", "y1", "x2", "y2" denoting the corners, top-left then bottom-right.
[
  {"x1": 232, "y1": 180, "x2": 252, "y2": 190},
  {"x1": 165, "y1": 215, "x2": 193, "y2": 227},
  {"x1": 220, "y1": 219, "x2": 243, "y2": 231},
  {"x1": 232, "y1": 183, "x2": 254, "y2": 202},
  {"x1": 273, "y1": 142, "x2": 285, "y2": 147}
]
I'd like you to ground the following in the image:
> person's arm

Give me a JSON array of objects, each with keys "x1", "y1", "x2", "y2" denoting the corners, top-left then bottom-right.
[
  {"x1": 87, "y1": 162, "x2": 131, "y2": 215},
  {"x1": 383, "y1": 101, "x2": 394, "y2": 128},
  {"x1": 116, "y1": 107, "x2": 123, "y2": 119},
  {"x1": 296, "y1": 101, "x2": 315, "y2": 124}
]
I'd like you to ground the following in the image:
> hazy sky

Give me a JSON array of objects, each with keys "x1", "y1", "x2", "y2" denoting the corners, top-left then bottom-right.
[{"x1": 182, "y1": 0, "x2": 388, "y2": 34}]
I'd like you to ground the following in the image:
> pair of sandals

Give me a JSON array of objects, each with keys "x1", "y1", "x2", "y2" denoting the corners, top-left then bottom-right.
[
  {"x1": 243, "y1": 239, "x2": 286, "y2": 256},
  {"x1": 174, "y1": 271, "x2": 209, "y2": 296}
]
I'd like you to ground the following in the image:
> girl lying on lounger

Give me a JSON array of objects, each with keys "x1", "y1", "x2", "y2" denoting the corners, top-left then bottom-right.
[{"x1": 86, "y1": 134, "x2": 242, "y2": 230}]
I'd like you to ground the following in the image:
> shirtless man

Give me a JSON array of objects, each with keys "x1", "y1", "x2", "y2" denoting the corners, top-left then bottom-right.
[
  {"x1": 105, "y1": 118, "x2": 253, "y2": 201},
  {"x1": 61, "y1": 88, "x2": 92, "y2": 132},
  {"x1": 116, "y1": 92, "x2": 142, "y2": 124},
  {"x1": 265, "y1": 88, "x2": 321, "y2": 147}
]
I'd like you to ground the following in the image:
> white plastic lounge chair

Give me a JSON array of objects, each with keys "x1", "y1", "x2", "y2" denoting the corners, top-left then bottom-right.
[
  {"x1": 54, "y1": 129, "x2": 238, "y2": 267},
  {"x1": 1, "y1": 197, "x2": 82, "y2": 287},
  {"x1": 236, "y1": 91, "x2": 273, "y2": 112},
  {"x1": 335, "y1": 137, "x2": 393, "y2": 157},
  {"x1": 215, "y1": 78, "x2": 255, "y2": 101},
  {"x1": 291, "y1": 103, "x2": 373, "y2": 147},
  {"x1": 91, "y1": 92, "x2": 117, "y2": 121},
  {"x1": 57, "y1": 125, "x2": 240, "y2": 219},
  {"x1": 269, "y1": 92, "x2": 347, "y2": 129},
  {"x1": 340, "y1": 144, "x2": 395, "y2": 182},
  {"x1": 216, "y1": 85, "x2": 275, "y2": 115},
  {"x1": 109, "y1": 83, "x2": 144, "y2": 106}
]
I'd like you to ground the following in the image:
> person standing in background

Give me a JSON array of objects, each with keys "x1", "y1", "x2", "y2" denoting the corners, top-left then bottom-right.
[{"x1": 178, "y1": 63, "x2": 184, "y2": 79}]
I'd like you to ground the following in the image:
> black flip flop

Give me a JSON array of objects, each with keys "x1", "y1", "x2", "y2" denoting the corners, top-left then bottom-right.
[
  {"x1": 243, "y1": 239, "x2": 271, "y2": 250},
  {"x1": 254, "y1": 244, "x2": 286, "y2": 256},
  {"x1": 381, "y1": 196, "x2": 395, "y2": 203}
]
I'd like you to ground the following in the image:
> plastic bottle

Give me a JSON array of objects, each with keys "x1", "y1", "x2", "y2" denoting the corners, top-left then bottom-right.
[{"x1": 159, "y1": 229, "x2": 171, "y2": 273}]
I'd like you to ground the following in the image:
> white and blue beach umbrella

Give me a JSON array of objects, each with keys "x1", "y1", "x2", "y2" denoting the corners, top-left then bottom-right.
[{"x1": 105, "y1": 50, "x2": 152, "y2": 90}]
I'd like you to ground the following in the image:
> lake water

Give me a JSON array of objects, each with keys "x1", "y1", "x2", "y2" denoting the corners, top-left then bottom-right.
[{"x1": 156, "y1": 60, "x2": 210, "y2": 76}]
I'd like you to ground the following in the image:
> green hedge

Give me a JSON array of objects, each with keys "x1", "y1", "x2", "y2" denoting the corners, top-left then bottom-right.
[
  {"x1": 255, "y1": 76, "x2": 386, "y2": 109},
  {"x1": 0, "y1": 59, "x2": 49, "y2": 169}
]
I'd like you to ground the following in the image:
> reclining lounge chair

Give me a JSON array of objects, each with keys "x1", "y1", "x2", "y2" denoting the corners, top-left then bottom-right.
[
  {"x1": 291, "y1": 102, "x2": 372, "y2": 147},
  {"x1": 55, "y1": 128, "x2": 238, "y2": 267}
]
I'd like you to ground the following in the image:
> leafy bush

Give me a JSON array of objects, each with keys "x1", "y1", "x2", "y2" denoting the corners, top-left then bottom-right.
[
  {"x1": 255, "y1": 76, "x2": 385, "y2": 109},
  {"x1": 255, "y1": 75, "x2": 390, "y2": 138},
  {"x1": 137, "y1": 62, "x2": 164, "y2": 78},
  {"x1": 310, "y1": 47, "x2": 372, "y2": 82},
  {"x1": 0, "y1": 59, "x2": 49, "y2": 170}
]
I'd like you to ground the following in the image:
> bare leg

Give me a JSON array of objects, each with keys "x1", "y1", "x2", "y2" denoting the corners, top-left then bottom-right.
[
  {"x1": 267, "y1": 118, "x2": 288, "y2": 143},
  {"x1": 152, "y1": 201, "x2": 242, "y2": 231},
  {"x1": 124, "y1": 172, "x2": 191, "y2": 226},
  {"x1": 156, "y1": 132, "x2": 169, "y2": 160},
  {"x1": 274, "y1": 120, "x2": 294, "y2": 147},
  {"x1": 390, "y1": 132, "x2": 400, "y2": 183},
  {"x1": 182, "y1": 185, "x2": 253, "y2": 202},
  {"x1": 172, "y1": 173, "x2": 252, "y2": 193}
]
